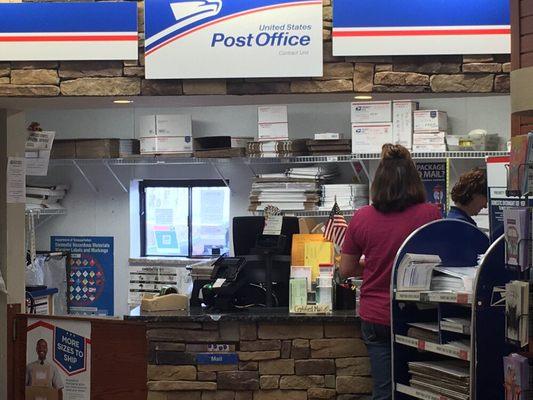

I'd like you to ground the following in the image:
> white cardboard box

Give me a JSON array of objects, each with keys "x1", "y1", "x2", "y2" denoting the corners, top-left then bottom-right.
[
  {"x1": 412, "y1": 144, "x2": 447, "y2": 152},
  {"x1": 314, "y1": 133, "x2": 343, "y2": 140},
  {"x1": 139, "y1": 115, "x2": 156, "y2": 137},
  {"x1": 140, "y1": 136, "x2": 193, "y2": 154},
  {"x1": 413, "y1": 137, "x2": 447, "y2": 145},
  {"x1": 413, "y1": 132, "x2": 447, "y2": 139},
  {"x1": 258, "y1": 105, "x2": 288, "y2": 124},
  {"x1": 139, "y1": 114, "x2": 193, "y2": 137},
  {"x1": 414, "y1": 110, "x2": 448, "y2": 132},
  {"x1": 351, "y1": 123, "x2": 393, "y2": 153},
  {"x1": 351, "y1": 101, "x2": 392, "y2": 123},
  {"x1": 156, "y1": 114, "x2": 192, "y2": 137},
  {"x1": 393, "y1": 101, "x2": 418, "y2": 149},
  {"x1": 258, "y1": 122, "x2": 289, "y2": 141}
]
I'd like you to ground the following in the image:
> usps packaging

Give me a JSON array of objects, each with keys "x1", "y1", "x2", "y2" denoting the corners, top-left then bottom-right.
[
  {"x1": 258, "y1": 123, "x2": 289, "y2": 141},
  {"x1": 351, "y1": 101, "x2": 392, "y2": 123},
  {"x1": 156, "y1": 114, "x2": 192, "y2": 137},
  {"x1": 258, "y1": 105, "x2": 288, "y2": 124},
  {"x1": 413, "y1": 132, "x2": 447, "y2": 146},
  {"x1": 140, "y1": 136, "x2": 193, "y2": 154},
  {"x1": 413, "y1": 137, "x2": 447, "y2": 145},
  {"x1": 139, "y1": 114, "x2": 193, "y2": 137},
  {"x1": 314, "y1": 133, "x2": 343, "y2": 140},
  {"x1": 393, "y1": 101, "x2": 418, "y2": 149},
  {"x1": 414, "y1": 110, "x2": 448, "y2": 132},
  {"x1": 412, "y1": 144, "x2": 447, "y2": 152},
  {"x1": 351, "y1": 123, "x2": 393, "y2": 153},
  {"x1": 139, "y1": 115, "x2": 156, "y2": 137}
]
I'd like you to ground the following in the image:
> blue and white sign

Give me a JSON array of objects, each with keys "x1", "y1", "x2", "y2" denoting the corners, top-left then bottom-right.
[
  {"x1": 196, "y1": 352, "x2": 239, "y2": 365},
  {"x1": 27, "y1": 318, "x2": 91, "y2": 400},
  {"x1": 332, "y1": 0, "x2": 510, "y2": 56},
  {"x1": 51, "y1": 236, "x2": 114, "y2": 316},
  {"x1": 0, "y1": 2, "x2": 138, "y2": 61},
  {"x1": 54, "y1": 326, "x2": 87, "y2": 376},
  {"x1": 144, "y1": 0, "x2": 323, "y2": 79}
]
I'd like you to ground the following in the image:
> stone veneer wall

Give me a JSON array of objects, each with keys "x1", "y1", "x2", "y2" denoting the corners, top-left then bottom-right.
[
  {"x1": 0, "y1": 1, "x2": 511, "y2": 97},
  {"x1": 146, "y1": 320, "x2": 369, "y2": 400}
]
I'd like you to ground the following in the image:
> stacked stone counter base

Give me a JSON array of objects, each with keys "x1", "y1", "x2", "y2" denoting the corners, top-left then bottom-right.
[{"x1": 145, "y1": 320, "x2": 370, "y2": 400}]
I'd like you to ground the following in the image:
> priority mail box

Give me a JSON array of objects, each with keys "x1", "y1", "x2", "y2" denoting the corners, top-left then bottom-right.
[
  {"x1": 258, "y1": 105, "x2": 288, "y2": 124},
  {"x1": 351, "y1": 123, "x2": 393, "y2": 153},
  {"x1": 393, "y1": 101, "x2": 418, "y2": 149},
  {"x1": 314, "y1": 133, "x2": 343, "y2": 140},
  {"x1": 413, "y1": 136, "x2": 447, "y2": 145},
  {"x1": 414, "y1": 110, "x2": 448, "y2": 132},
  {"x1": 139, "y1": 115, "x2": 156, "y2": 137},
  {"x1": 258, "y1": 123, "x2": 289, "y2": 141},
  {"x1": 140, "y1": 136, "x2": 193, "y2": 154},
  {"x1": 412, "y1": 144, "x2": 447, "y2": 152},
  {"x1": 413, "y1": 132, "x2": 447, "y2": 140},
  {"x1": 156, "y1": 114, "x2": 192, "y2": 137},
  {"x1": 351, "y1": 101, "x2": 392, "y2": 123},
  {"x1": 139, "y1": 114, "x2": 193, "y2": 137}
]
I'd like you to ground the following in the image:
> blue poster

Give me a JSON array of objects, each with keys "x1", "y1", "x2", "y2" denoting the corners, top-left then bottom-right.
[
  {"x1": 416, "y1": 161, "x2": 447, "y2": 217},
  {"x1": 51, "y1": 236, "x2": 114, "y2": 316}
]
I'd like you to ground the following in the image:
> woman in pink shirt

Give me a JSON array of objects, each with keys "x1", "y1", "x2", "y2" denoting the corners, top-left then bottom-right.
[{"x1": 340, "y1": 144, "x2": 441, "y2": 400}]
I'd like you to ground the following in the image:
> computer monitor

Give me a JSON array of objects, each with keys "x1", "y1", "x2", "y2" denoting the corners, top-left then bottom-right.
[
  {"x1": 232, "y1": 216, "x2": 299, "y2": 256},
  {"x1": 232, "y1": 216, "x2": 299, "y2": 307}
]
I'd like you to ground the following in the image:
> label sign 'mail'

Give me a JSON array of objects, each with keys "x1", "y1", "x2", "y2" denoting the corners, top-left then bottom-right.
[
  {"x1": 144, "y1": 0, "x2": 323, "y2": 79},
  {"x1": 332, "y1": 0, "x2": 510, "y2": 56},
  {"x1": 0, "y1": 2, "x2": 138, "y2": 61}
]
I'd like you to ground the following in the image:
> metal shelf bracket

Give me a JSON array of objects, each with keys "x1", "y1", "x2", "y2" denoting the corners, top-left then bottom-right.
[
  {"x1": 209, "y1": 160, "x2": 232, "y2": 192},
  {"x1": 72, "y1": 160, "x2": 99, "y2": 193},
  {"x1": 103, "y1": 161, "x2": 128, "y2": 193}
]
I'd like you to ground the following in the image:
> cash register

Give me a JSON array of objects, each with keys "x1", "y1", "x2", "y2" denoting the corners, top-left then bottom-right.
[{"x1": 198, "y1": 216, "x2": 299, "y2": 311}]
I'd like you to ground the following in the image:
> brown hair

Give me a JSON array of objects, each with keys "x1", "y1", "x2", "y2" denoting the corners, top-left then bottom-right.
[
  {"x1": 451, "y1": 168, "x2": 487, "y2": 206},
  {"x1": 371, "y1": 144, "x2": 426, "y2": 213}
]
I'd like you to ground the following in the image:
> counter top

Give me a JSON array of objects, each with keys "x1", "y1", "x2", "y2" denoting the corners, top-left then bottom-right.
[{"x1": 125, "y1": 307, "x2": 358, "y2": 323}]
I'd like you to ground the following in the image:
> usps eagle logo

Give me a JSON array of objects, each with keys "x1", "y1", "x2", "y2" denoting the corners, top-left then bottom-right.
[{"x1": 170, "y1": 0, "x2": 222, "y2": 25}]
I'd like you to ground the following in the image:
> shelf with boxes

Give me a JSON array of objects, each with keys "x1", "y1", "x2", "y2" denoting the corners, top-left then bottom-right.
[{"x1": 48, "y1": 150, "x2": 509, "y2": 168}]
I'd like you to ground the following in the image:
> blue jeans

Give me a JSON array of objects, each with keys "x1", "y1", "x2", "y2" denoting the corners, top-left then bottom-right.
[{"x1": 361, "y1": 320, "x2": 392, "y2": 400}]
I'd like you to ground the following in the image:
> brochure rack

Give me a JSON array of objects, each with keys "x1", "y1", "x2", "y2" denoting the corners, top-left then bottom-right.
[{"x1": 391, "y1": 219, "x2": 518, "y2": 400}]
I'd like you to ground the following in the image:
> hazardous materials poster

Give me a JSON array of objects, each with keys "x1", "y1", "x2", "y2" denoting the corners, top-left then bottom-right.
[
  {"x1": 416, "y1": 161, "x2": 447, "y2": 217},
  {"x1": 51, "y1": 236, "x2": 114, "y2": 316},
  {"x1": 26, "y1": 318, "x2": 91, "y2": 400}
]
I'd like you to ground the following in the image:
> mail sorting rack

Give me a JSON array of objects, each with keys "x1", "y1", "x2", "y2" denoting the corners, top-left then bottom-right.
[{"x1": 391, "y1": 219, "x2": 520, "y2": 400}]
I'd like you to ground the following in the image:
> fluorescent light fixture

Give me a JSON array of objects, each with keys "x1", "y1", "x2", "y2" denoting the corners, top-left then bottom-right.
[
  {"x1": 354, "y1": 95, "x2": 373, "y2": 100},
  {"x1": 113, "y1": 99, "x2": 134, "y2": 104}
]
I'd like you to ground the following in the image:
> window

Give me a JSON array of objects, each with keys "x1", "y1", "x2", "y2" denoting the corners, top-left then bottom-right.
[{"x1": 140, "y1": 180, "x2": 230, "y2": 257}]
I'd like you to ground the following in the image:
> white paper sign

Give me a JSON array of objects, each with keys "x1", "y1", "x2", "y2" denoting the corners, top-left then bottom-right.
[
  {"x1": 263, "y1": 215, "x2": 283, "y2": 235},
  {"x1": 26, "y1": 131, "x2": 55, "y2": 176},
  {"x1": 27, "y1": 318, "x2": 91, "y2": 400},
  {"x1": 6, "y1": 157, "x2": 26, "y2": 203},
  {"x1": 144, "y1": 0, "x2": 323, "y2": 79}
]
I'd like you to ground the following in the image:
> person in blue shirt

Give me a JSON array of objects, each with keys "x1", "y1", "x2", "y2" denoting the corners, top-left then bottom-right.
[{"x1": 447, "y1": 168, "x2": 487, "y2": 226}]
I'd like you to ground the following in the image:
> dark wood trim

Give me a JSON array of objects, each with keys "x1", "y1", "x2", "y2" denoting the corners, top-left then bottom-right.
[
  {"x1": 7, "y1": 304, "x2": 21, "y2": 400},
  {"x1": 522, "y1": 0, "x2": 533, "y2": 16},
  {"x1": 512, "y1": 0, "x2": 522, "y2": 70}
]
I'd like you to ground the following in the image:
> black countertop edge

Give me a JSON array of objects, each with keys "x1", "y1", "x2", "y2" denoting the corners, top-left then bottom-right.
[{"x1": 125, "y1": 307, "x2": 359, "y2": 323}]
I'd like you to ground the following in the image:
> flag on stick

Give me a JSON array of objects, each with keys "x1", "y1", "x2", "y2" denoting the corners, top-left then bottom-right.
[{"x1": 323, "y1": 201, "x2": 348, "y2": 248}]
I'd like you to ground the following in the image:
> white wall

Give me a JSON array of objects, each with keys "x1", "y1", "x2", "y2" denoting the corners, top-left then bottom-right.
[{"x1": 28, "y1": 95, "x2": 511, "y2": 316}]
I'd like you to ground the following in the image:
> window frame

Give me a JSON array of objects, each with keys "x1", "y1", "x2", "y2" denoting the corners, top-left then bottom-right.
[{"x1": 139, "y1": 179, "x2": 229, "y2": 258}]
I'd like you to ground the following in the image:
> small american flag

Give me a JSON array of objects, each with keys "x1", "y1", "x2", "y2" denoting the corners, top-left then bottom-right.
[{"x1": 323, "y1": 201, "x2": 348, "y2": 248}]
